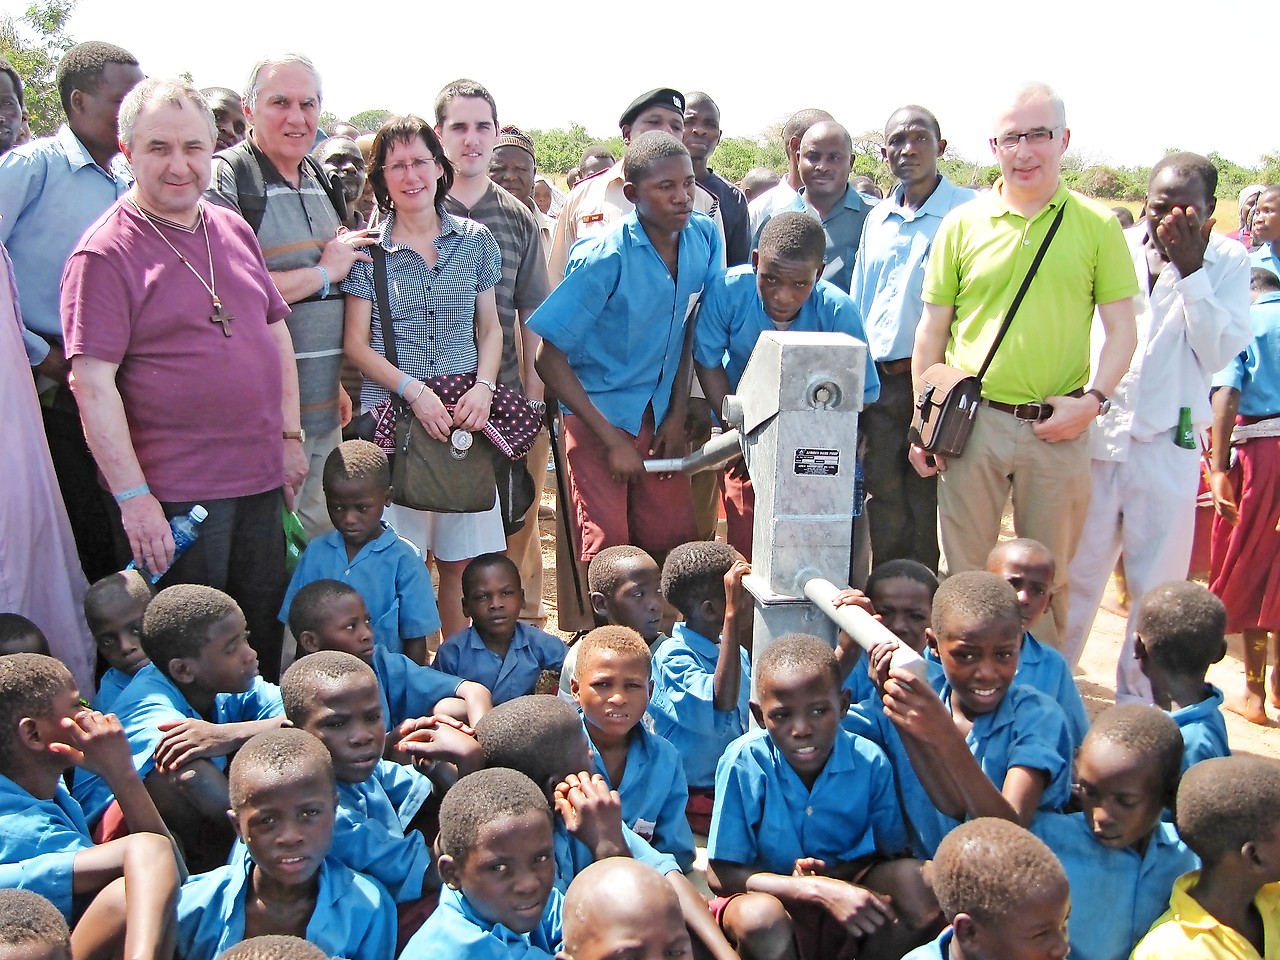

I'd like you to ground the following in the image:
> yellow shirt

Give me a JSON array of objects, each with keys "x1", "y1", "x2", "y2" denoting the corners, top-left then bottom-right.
[{"x1": 1130, "y1": 872, "x2": 1280, "y2": 960}]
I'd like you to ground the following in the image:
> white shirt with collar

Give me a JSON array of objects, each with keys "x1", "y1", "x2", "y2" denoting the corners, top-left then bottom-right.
[{"x1": 1090, "y1": 224, "x2": 1251, "y2": 460}]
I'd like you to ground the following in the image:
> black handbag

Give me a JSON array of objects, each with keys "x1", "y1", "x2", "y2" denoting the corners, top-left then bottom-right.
[
  {"x1": 909, "y1": 200, "x2": 1067, "y2": 457},
  {"x1": 367, "y1": 244, "x2": 496, "y2": 514}
]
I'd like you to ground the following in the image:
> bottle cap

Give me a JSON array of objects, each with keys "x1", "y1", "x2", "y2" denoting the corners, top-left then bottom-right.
[{"x1": 190, "y1": 505, "x2": 209, "y2": 522}]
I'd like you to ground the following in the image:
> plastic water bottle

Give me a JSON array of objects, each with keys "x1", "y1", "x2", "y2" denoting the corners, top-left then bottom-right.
[{"x1": 126, "y1": 505, "x2": 208, "y2": 584}]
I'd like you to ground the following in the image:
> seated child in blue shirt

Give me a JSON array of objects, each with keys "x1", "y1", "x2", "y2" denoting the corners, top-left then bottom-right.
[
  {"x1": 0, "y1": 614, "x2": 49, "y2": 656},
  {"x1": 473, "y1": 696, "x2": 737, "y2": 960},
  {"x1": 0, "y1": 890, "x2": 72, "y2": 960},
  {"x1": 558, "y1": 545, "x2": 667, "y2": 702},
  {"x1": 436, "y1": 554, "x2": 565, "y2": 705},
  {"x1": 529, "y1": 133, "x2": 724, "y2": 563},
  {"x1": 1032, "y1": 704, "x2": 1197, "y2": 960},
  {"x1": 571, "y1": 626, "x2": 694, "y2": 872},
  {"x1": 832, "y1": 559, "x2": 939, "y2": 703},
  {"x1": 401, "y1": 768, "x2": 562, "y2": 960},
  {"x1": 1134, "y1": 580, "x2": 1231, "y2": 772},
  {"x1": 278, "y1": 652, "x2": 463, "y2": 905},
  {"x1": 558, "y1": 858, "x2": 691, "y2": 960},
  {"x1": 71, "y1": 584, "x2": 285, "y2": 873},
  {"x1": 693, "y1": 210, "x2": 880, "y2": 558},
  {"x1": 290, "y1": 579, "x2": 490, "y2": 731},
  {"x1": 82, "y1": 570, "x2": 152, "y2": 712},
  {"x1": 709, "y1": 634, "x2": 942, "y2": 960},
  {"x1": 902, "y1": 818, "x2": 1069, "y2": 960},
  {"x1": 216, "y1": 935, "x2": 328, "y2": 960},
  {"x1": 0, "y1": 653, "x2": 180, "y2": 960},
  {"x1": 1131, "y1": 755, "x2": 1280, "y2": 960},
  {"x1": 176, "y1": 729, "x2": 395, "y2": 960},
  {"x1": 280, "y1": 440, "x2": 441, "y2": 665},
  {"x1": 649, "y1": 542, "x2": 751, "y2": 834},
  {"x1": 984, "y1": 539, "x2": 1089, "y2": 749},
  {"x1": 845, "y1": 571, "x2": 1074, "y2": 857}
]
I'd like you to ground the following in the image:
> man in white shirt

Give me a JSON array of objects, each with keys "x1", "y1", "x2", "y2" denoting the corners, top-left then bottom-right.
[{"x1": 1063, "y1": 152, "x2": 1252, "y2": 700}]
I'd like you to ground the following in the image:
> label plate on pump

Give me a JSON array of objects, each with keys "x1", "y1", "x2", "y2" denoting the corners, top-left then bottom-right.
[{"x1": 794, "y1": 448, "x2": 839, "y2": 476}]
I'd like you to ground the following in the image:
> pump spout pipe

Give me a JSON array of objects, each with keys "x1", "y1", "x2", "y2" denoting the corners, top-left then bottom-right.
[
  {"x1": 801, "y1": 576, "x2": 930, "y2": 680},
  {"x1": 642, "y1": 428, "x2": 743, "y2": 475}
]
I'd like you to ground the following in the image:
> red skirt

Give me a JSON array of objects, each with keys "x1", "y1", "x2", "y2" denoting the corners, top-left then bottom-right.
[{"x1": 1209, "y1": 429, "x2": 1280, "y2": 632}]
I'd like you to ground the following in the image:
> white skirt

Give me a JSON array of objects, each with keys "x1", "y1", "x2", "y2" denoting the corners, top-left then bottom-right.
[{"x1": 385, "y1": 499, "x2": 506, "y2": 562}]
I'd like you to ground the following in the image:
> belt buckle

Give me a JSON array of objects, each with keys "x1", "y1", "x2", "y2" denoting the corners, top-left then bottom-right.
[{"x1": 1013, "y1": 402, "x2": 1047, "y2": 421}]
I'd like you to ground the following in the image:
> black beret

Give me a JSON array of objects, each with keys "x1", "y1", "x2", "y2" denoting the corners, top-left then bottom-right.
[{"x1": 619, "y1": 88, "x2": 684, "y2": 129}]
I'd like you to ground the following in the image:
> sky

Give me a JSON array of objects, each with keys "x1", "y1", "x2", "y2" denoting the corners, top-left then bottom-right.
[{"x1": 5, "y1": 0, "x2": 1269, "y2": 170}]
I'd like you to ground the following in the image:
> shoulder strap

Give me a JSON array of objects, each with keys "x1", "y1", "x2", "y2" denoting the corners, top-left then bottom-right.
[
  {"x1": 215, "y1": 142, "x2": 267, "y2": 235},
  {"x1": 303, "y1": 154, "x2": 349, "y2": 226},
  {"x1": 975, "y1": 199, "x2": 1068, "y2": 382},
  {"x1": 371, "y1": 243, "x2": 400, "y2": 404}
]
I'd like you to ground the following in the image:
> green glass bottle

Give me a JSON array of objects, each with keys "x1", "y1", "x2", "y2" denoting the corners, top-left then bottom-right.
[{"x1": 1175, "y1": 406, "x2": 1196, "y2": 450}]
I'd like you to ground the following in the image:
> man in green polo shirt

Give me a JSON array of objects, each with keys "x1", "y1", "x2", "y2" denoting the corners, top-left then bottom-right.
[{"x1": 909, "y1": 81, "x2": 1139, "y2": 647}]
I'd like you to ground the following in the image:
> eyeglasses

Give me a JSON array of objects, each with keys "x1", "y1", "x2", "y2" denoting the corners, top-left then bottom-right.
[
  {"x1": 990, "y1": 128, "x2": 1061, "y2": 150},
  {"x1": 384, "y1": 158, "x2": 436, "y2": 178}
]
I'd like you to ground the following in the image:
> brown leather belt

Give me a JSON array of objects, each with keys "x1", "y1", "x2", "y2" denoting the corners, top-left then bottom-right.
[
  {"x1": 876, "y1": 357, "x2": 913, "y2": 377},
  {"x1": 980, "y1": 389, "x2": 1083, "y2": 422}
]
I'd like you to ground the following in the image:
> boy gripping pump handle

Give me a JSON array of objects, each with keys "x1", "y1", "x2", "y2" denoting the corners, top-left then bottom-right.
[
  {"x1": 126, "y1": 505, "x2": 208, "y2": 584},
  {"x1": 804, "y1": 576, "x2": 929, "y2": 679}
]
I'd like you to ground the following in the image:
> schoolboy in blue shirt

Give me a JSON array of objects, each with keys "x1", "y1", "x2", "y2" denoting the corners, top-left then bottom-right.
[
  {"x1": 280, "y1": 441, "x2": 441, "y2": 665},
  {"x1": 709, "y1": 634, "x2": 942, "y2": 960},
  {"x1": 290, "y1": 579, "x2": 491, "y2": 730},
  {"x1": 530, "y1": 132, "x2": 724, "y2": 565},
  {"x1": 845, "y1": 572, "x2": 1074, "y2": 857},
  {"x1": 176, "y1": 729, "x2": 395, "y2": 960},
  {"x1": 401, "y1": 768, "x2": 563, "y2": 960},
  {"x1": 984, "y1": 539, "x2": 1089, "y2": 749},
  {"x1": 1135, "y1": 580, "x2": 1231, "y2": 772},
  {"x1": 694, "y1": 211, "x2": 879, "y2": 557},
  {"x1": 649, "y1": 542, "x2": 751, "y2": 833},
  {"x1": 278, "y1": 652, "x2": 454, "y2": 904},
  {"x1": 902, "y1": 818, "x2": 1070, "y2": 960},
  {"x1": 570, "y1": 626, "x2": 695, "y2": 872},
  {"x1": 0, "y1": 653, "x2": 180, "y2": 960},
  {"x1": 1032, "y1": 705, "x2": 1197, "y2": 960},
  {"x1": 473, "y1": 696, "x2": 739, "y2": 960},
  {"x1": 82, "y1": 570, "x2": 152, "y2": 712},
  {"x1": 436, "y1": 554, "x2": 565, "y2": 705},
  {"x1": 72, "y1": 585, "x2": 285, "y2": 874}
]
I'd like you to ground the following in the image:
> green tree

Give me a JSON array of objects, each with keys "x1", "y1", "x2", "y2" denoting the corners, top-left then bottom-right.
[
  {"x1": 0, "y1": 0, "x2": 78, "y2": 136},
  {"x1": 348, "y1": 108, "x2": 392, "y2": 133},
  {"x1": 318, "y1": 110, "x2": 339, "y2": 134}
]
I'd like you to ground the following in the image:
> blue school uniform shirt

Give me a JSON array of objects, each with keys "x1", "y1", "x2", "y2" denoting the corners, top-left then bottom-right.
[
  {"x1": 842, "y1": 678, "x2": 1073, "y2": 857},
  {"x1": 176, "y1": 849, "x2": 396, "y2": 960},
  {"x1": 1212, "y1": 290, "x2": 1280, "y2": 416},
  {"x1": 1251, "y1": 243, "x2": 1280, "y2": 279},
  {"x1": 707, "y1": 727, "x2": 907, "y2": 875},
  {"x1": 526, "y1": 211, "x2": 724, "y2": 435},
  {"x1": 401, "y1": 882, "x2": 563, "y2": 960},
  {"x1": 0, "y1": 773, "x2": 93, "y2": 918},
  {"x1": 1031, "y1": 812, "x2": 1198, "y2": 960},
  {"x1": 330, "y1": 759, "x2": 434, "y2": 902},
  {"x1": 842, "y1": 655, "x2": 878, "y2": 704},
  {"x1": 71, "y1": 663, "x2": 283, "y2": 824},
  {"x1": 850, "y1": 176, "x2": 977, "y2": 363},
  {"x1": 435, "y1": 623, "x2": 565, "y2": 706},
  {"x1": 693, "y1": 265, "x2": 879, "y2": 402},
  {"x1": 279, "y1": 522, "x2": 441, "y2": 655},
  {"x1": 585, "y1": 716, "x2": 696, "y2": 873},
  {"x1": 371, "y1": 644, "x2": 465, "y2": 733},
  {"x1": 902, "y1": 928, "x2": 952, "y2": 960},
  {"x1": 649, "y1": 623, "x2": 751, "y2": 790},
  {"x1": 552, "y1": 817, "x2": 679, "y2": 893},
  {"x1": 93, "y1": 666, "x2": 134, "y2": 712},
  {"x1": 1170, "y1": 684, "x2": 1231, "y2": 773}
]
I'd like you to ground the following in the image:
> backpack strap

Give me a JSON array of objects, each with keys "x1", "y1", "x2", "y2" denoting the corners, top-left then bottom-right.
[{"x1": 213, "y1": 141, "x2": 348, "y2": 235}]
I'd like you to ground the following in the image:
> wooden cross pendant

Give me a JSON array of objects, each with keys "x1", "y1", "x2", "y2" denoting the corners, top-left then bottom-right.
[{"x1": 210, "y1": 299, "x2": 234, "y2": 337}]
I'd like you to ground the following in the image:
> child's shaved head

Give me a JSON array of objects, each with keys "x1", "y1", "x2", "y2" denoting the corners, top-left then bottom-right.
[
  {"x1": 217, "y1": 936, "x2": 329, "y2": 960},
  {"x1": 756, "y1": 211, "x2": 825, "y2": 265},
  {"x1": 475, "y1": 695, "x2": 587, "y2": 790},
  {"x1": 574, "y1": 626, "x2": 651, "y2": 678},
  {"x1": 322, "y1": 439, "x2": 390, "y2": 491},
  {"x1": 755, "y1": 633, "x2": 840, "y2": 690},
  {"x1": 142, "y1": 584, "x2": 240, "y2": 665},
  {"x1": 0, "y1": 654, "x2": 74, "y2": 767},
  {"x1": 280, "y1": 650, "x2": 376, "y2": 724},
  {"x1": 930, "y1": 818, "x2": 1066, "y2": 924},
  {"x1": 931, "y1": 571, "x2": 1022, "y2": 640},
  {"x1": 438, "y1": 768, "x2": 551, "y2": 864},
  {"x1": 1176, "y1": 756, "x2": 1280, "y2": 865},
  {"x1": 83, "y1": 569, "x2": 152, "y2": 624},
  {"x1": 622, "y1": 131, "x2": 689, "y2": 186},
  {"x1": 0, "y1": 889, "x2": 70, "y2": 954},
  {"x1": 1082, "y1": 704, "x2": 1184, "y2": 799},
  {"x1": 660, "y1": 541, "x2": 740, "y2": 617},
  {"x1": 1137, "y1": 580, "x2": 1227, "y2": 677},
  {"x1": 588, "y1": 546, "x2": 654, "y2": 597},
  {"x1": 562, "y1": 858, "x2": 688, "y2": 960},
  {"x1": 228, "y1": 728, "x2": 336, "y2": 810}
]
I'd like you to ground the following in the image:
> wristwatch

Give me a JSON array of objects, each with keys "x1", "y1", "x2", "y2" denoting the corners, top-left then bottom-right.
[
  {"x1": 1084, "y1": 389, "x2": 1111, "y2": 417},
  {"x1": 475, "y1": 378, "x2": 498, "y2": 392},
  {"x1": 283, "y1": 429, "x2": 306, "y2": 442}
]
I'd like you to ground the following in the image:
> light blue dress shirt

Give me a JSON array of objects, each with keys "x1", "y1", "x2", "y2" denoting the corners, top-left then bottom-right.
[
  {"x1": 1212, "y1": 290, "x2": 1280, "y2": 416},
  {"x1": 176, "y1": 850, "x2": 396, "y2": 960},
  {"x1": 0, "y1": 773, "x2": 93, "y2": 918},
  {"x1": 0, "y1": 125, "x2": 132, "y2": 364},
  {"x1": 527, "y1": 211, "x2": 724, "y2": 435},
  {"x1": 708, "y1": 727, "x2": 907, "y2": 875},
  {"x1": 401, "y1": 881, "x2": 563, "y2": 960},
  {"x1": 280, "y1": 522, "x2": 441, "y2": 655},
  {"x1": 1251, "y1": 242, "x2": 1280, "y2": 279},
  {"x1": 435, "y1": 623, "x2": 565, "y2": 706},
  {"x1": 371, "y1": 644, "x2": 465, "y2": 733},
  {"x1": 551, "y1": 818, "x2": 678, "y2": 893},
  {"x1": 851, "y1": 176, "x2": 977, "y2": 362},
  {"x1": 93, "y1": 667, "x2": 134, "y2": 712},
  {"x1": 329, "y1": 759, "x2": 434, "y2": 902},
  {"x1": 649, "y1": 623, "x2": 751, "y2": 790},
  {"x1": 1031, "y1": 812, "x2": 1198, "y2": 960},
  {"x1": 1170, "y1": 684, "x2": 1230, "y2": 774}
]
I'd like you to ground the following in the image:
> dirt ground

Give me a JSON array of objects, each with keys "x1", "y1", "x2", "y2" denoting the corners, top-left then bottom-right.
[{"x1": 533, "y1": 471, "x2": 1279, "y2": 760}]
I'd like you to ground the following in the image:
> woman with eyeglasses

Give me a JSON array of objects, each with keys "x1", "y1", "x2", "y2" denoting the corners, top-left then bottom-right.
[{"x1": 342, "y1": 114, "x2": 504, "y2": 639}]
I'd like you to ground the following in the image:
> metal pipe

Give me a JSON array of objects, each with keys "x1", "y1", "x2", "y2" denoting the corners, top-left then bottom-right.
[
  {"x1": 643, "y1": 428, "x2": 743, "y2": 475},
  {"x1": 803, "y1": 577, "x2": 929, "y2": 680}
]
